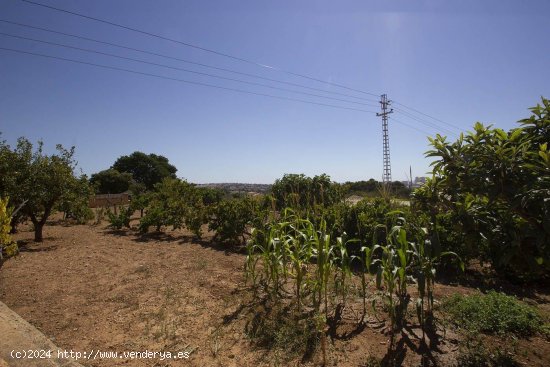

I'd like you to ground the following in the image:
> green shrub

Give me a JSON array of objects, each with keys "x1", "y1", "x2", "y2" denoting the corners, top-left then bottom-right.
[
  {"x1": 442, "y1": 291, "x2": 543, "y2": 336},
  {"x1": 138, "y1": 178, "x2": 196, "y2": 233},
  {"x1": 0, "y1": 197, "x2": 18, "y2": 261},
  {"x1": 417, "y1": 98, "x2": 550, "y2": 279},
  {"x1": 209, "y1": 196, "x2": 262, "y2": 245},
  {"x1": 107, "y1": 206, "x2": 132, "y2": 229}
]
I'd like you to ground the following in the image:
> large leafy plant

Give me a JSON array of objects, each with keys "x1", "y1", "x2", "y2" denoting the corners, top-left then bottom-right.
[{"x1": 420, "y1": 98, "x2": 550, "y2": 278}]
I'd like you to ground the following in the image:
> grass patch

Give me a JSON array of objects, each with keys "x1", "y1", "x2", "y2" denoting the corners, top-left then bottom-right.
[{"x1": 442, "y1": 291, "x2": 544, "y2": 337}]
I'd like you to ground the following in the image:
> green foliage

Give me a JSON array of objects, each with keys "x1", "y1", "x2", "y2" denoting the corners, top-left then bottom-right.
[
  {"x1": 57, "y1": 174, "x2": 95, "y2": 224},
  {"x1": 139, "y1": 178, "x2": 201, "y2": 233},
  {"x1": 270, "y1": 173, "x2": 343, "y2": 211},
  {"x1": 209, "y1": 196, "x2": 261, "y2": 245},
  {"x1": 0, "y1": 136, "x2": 79, "y2": 241},
  {"x1": 343, "y1": 179, "x2": 411, "y2": 198},
  {"x1": 90, "y1": 168, "x2": 132, "y2": 194},
  {"x1": 417, "y1": 97, "x2": 550, "y2": 279},
  {"x1": 112, "y1": 151, "x2": 177, "y2": 190},
  {"x1": 442, "y1": 291, "x2": 544, "y2": 336},
  {"x1": 107, "y1": 206, "x2": 133, "y2": 229},
  {"x1": 0, "y1": 197, "x2": 18, "y2": 261},
  {"x1": 128, "y1": 182, "x2": 149, "y2": 217},
  {"x1": 197, "y1": 187, "x2": 224, "y2": 206}
]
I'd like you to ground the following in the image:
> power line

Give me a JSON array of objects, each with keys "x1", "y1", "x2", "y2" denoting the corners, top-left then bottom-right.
[
  {"x1": 0, "y1": 31, "x2": 379, "y2": 108},
  {"x1": 1, "y1": 46, "x2": 441, "y2": 137},
  {"x1": 18, "y1": 0, "x2": 381, "y2": 97},
  {"x1": 0, "y1": 19, "x2": 380, "y2": 104},
  {"x1": 394, "y1": 108, "x2": 457, "y2": 137},
  {"x1": 393, "y1": 100, "x2": 462, "y2": 131},
  {"x1": 390, "y1": 117, "x2": 432, "y2": 136},
  {"x1": 0, "y1": 46, "x2": 380, "y2": 114}
]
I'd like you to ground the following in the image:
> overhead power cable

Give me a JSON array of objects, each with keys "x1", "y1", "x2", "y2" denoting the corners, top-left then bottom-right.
[
  {"x1": 0, "y1": 19, "x2": 379, "y2": 104},
  {"x1": 393, "y1": 100, "x2": 462, "y2": 131},
  {"x1": 0, "y1": 47, "x2": 379, "y2": 114},
  {"x1": 0, "y1": 47, "x2": 442, "y2": 135},
  {"x1": 389, "y1": 117, "x2": 432, "y2": 136},
  {"x1": 0, "y1": 31, "x2": 379, "y2": 108},
  {"x1": 394, "y1": 108, "x2": 457, "y2": 137},
  {"x1": 18, "y1": 0, "x2": 381, "y2": 97}
]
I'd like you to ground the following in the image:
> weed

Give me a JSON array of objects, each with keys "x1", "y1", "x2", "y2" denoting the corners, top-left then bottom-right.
[{"x1": 442, "y1": 291, "x2": 543, "y2": 336}]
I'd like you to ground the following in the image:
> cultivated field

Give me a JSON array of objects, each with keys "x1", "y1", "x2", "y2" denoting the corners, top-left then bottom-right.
[{"x1": 1, "y1": 215, "x2": 549, "y2": 367}]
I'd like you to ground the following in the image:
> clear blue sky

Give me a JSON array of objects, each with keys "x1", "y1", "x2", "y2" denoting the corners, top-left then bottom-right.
[{"x1": 1, "y1": 0, "x2": 549, "y2": 183}]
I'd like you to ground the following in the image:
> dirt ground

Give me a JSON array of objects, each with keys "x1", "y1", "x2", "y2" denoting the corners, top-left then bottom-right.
[{"x1": 1, "y1": 216, "x2": 549, "y2": 367}]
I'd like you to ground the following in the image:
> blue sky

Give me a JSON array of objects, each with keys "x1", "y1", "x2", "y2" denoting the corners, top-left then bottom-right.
[{"x1": 1, "y1": 0, "x2": 549, "y2": 183}]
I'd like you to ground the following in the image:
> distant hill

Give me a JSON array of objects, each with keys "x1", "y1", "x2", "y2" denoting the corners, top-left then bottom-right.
[{"x1": 196, "y1": 183, "x2": 272, "y2": 194}]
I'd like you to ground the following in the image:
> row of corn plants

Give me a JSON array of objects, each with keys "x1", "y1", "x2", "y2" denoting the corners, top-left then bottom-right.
[{"x1": 244, "y1": 208, "x2": 463, "y2": 353}]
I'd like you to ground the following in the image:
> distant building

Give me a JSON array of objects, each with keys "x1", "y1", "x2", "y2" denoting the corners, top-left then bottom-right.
[{"x1": 89, "y1": 193, "x2": 130, "y2": 208}]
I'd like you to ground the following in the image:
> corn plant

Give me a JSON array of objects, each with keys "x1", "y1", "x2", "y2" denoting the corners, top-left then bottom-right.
[
  {"x1": 333, "y1": 236, "x2": 353, "y2": 307},
  {"x1": 373, "y1": 242, "x2": 399, "y2": 347},
  {"x1": 358, "y1": 242, "x2": 376, "y2": 323},
  {"x1": 372, "y1": 217, "x2": 413, "y2": 349},
  {"x1": 245, "y1": 231, "x2": 261, "y2": 295},
  {"x1": 312, "y1": 220, "x2": 334, "y2": 317},
  {"x1": 411, "y1": 230, "x2": 463, "y2": 341}
]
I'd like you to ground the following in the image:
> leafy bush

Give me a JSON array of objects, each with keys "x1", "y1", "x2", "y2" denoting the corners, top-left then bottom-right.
[
  {"x1": 417, "y1": 98, "x2": 550, "y2": 279},
  {"x1": 0, "y1": 197, "x2": 18, "y2": 261},
  {"x1": 139, "y1": 178, "x2": 195, "y2": 233},
  {"x1": 209, "y1": 196, "x2": 261, "y2": 245},
  {"x1": 107, "y1": 206, "x2": 133, "y2": 229},
  {"x1": 442, "y1": 291, "x2": 544, "y2": 336}
]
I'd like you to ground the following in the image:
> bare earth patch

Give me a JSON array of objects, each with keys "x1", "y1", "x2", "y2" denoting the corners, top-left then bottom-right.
[{"x1": 1, "y1": 219, "x2": 549, "y2": 366}]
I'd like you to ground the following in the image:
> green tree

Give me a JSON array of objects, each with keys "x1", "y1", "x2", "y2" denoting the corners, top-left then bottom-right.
[
  {"x1": 208, "y1": 196, "x2": 262, "y2": 245},
  {"x1": 57, "y1": 174, "x2": 95, "y2": 224},
  {"x1": 112, "y1": 151, "x2": 177, "y2": 190},
  {"x1": 90, "y1": 168, "x2": 132, "y2": 194},
  {"x1": 139, "y1": 178, "x2": 204, "y2": 234},
  {"x1": 419, "y1": 97, "x2": 550, "y2": 278},
  {"x1": 0, "y1": 137, "x2": 79, "y2": 242}
]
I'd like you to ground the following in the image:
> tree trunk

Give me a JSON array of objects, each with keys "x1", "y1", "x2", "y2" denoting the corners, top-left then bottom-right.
[
  {"x1": 34, "y1": 222, "x2": 44, "y2": 242},
  {"x1": 29, "y1": 204, "x2": 53, "y2": 243},
  {"x1": 9, "y1": 216, "x2": 18, "y2": 234}
]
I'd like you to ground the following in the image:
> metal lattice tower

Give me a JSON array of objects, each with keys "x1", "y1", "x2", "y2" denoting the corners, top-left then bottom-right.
[{"x1": 377, "y1": 94, "x2": 393, "y2": 184}]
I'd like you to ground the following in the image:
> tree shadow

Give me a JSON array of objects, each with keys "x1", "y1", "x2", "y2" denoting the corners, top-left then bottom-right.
[{"x1": 16, "y1": 239, "x2": 58, "y2": 252}]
